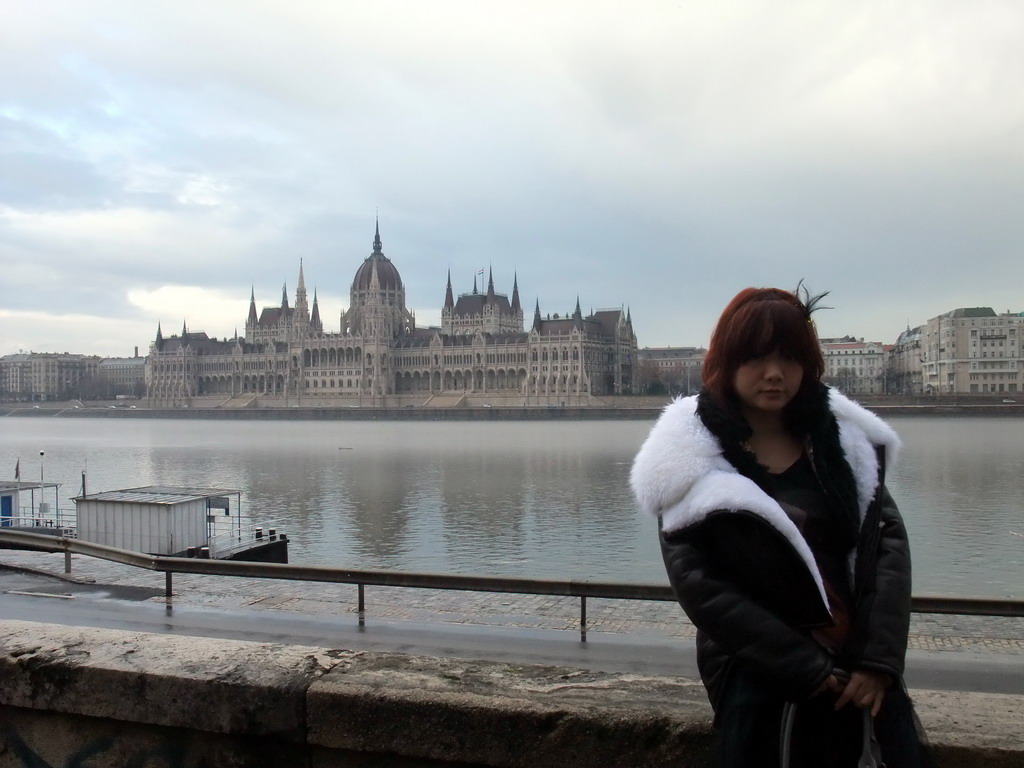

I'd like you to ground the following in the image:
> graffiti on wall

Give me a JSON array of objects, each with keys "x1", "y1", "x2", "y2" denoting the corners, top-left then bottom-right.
[{"x1": 0, "y1": 724, "x2": 187, "y2": 768}]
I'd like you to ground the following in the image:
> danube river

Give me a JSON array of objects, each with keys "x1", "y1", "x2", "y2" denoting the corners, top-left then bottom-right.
[{"x1": 1, "y1": 415, "x2": 1021, "y2": 598}]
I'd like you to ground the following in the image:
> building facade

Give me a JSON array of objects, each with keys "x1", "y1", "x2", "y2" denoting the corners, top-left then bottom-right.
[
  {"x1": 919, "y1": 307, "x2": 1023, "y2": 395},
  {"x1": 147, "y1": 225, "x2": 638, "y2": 405},
  {"x1": 96, "y1": 352, "x2": 148, "y2": 398},
  {"x1": 0, "y1": 353, "x2": 99, "y2": 402},
  {"x1": 887, "y1": 326, "x2": 924, "y2": 395},
  {"x1": 820, "y1": 337, "x2": 889, "y2": 395},
  {"x1": 636, "y1": 346, "x2": 706, "y2": 395}
]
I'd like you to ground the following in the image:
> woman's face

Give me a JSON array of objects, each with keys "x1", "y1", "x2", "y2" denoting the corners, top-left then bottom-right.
[{"x1": 732, "y1": 350, "x2": 804, "y2": 416}]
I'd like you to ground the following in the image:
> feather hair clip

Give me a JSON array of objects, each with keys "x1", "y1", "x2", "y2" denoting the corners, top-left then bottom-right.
[{"x1": 794, "y1": 279, "x2": 832, "y2": 320}]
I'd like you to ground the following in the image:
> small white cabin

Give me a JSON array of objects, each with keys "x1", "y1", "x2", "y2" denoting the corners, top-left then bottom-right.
[{"x1": 73, "y1": 486, "x2": 240, "y2": 556}]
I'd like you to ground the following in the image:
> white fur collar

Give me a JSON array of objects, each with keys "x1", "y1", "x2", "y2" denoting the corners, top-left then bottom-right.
[{"x1": 629, "y1": 387, "x2": 901, "y2": 607}]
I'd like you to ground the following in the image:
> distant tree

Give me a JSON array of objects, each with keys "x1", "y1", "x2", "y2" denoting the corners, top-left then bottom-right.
[
  {"x1": 823, "y1": 367, "x2": 857, "y2": 393},
  {"x1": 638, "y1": 360, "x2": 665, "y2": 395},
  {"x1": 836, "y1": 366, "x2": 856, "y2": 393},
  {"x1": 76, "y1": 374, "x2": 120, "y2": 401}
]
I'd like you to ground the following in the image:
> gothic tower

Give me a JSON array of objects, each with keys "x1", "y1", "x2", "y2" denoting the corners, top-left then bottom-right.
[
  {"x1": 345, "y1": 221, "x2": 414, "y2": 395},
  {"x1": 292, "y1": 260, "x2": 311, "y2": 338}
]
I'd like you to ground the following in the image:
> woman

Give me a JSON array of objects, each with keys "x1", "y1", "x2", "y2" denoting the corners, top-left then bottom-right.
[{"x1": 630, "y1": 287, "x2": 926, "y2": 767}]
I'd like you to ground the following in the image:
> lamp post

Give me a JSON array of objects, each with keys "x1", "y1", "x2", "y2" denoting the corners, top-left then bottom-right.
[{"x1": 38, "y1": 450, "x2": 44, "y2": 523}]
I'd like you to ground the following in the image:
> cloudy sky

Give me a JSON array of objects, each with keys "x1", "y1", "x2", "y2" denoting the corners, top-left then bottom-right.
[{"x1": 2, "y1": 1, "x2": 1022, "y2": 358}]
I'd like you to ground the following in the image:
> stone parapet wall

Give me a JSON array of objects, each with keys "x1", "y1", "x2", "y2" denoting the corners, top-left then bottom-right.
[{"x1": 0, "y1": 620, "x2": 1021, "y2": 767}]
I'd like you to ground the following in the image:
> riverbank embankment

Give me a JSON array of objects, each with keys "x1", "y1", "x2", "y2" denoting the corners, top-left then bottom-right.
[
  {"x1": 2, "y1": 549, "x2": 1022, "y2": 765},
  {"x1": 1, "y1": 619, "x2": 1020, "y2": 767},
  {"x1": 4, "y1": 397, "x2": 1024, "y2": 421}
]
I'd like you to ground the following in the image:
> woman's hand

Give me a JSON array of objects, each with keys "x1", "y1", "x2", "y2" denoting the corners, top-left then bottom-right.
[
  {"x1": 833, "y1": 670, "x2": 891, "y2": 716},
  {"x1": 813, "y1": 673, "x2": 845, "y2": 698}
]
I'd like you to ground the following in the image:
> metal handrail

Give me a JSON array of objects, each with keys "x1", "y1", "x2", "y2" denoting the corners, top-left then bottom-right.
[
  {"x1": 207, "y1": 518, "x2": 283, "y2": 559},
  {"x1": 1, "y1": 517, "x2": 77, "y2": 535},
  {"x1": 1, "y1": 530, "x2": 1021, "y2": 643}
]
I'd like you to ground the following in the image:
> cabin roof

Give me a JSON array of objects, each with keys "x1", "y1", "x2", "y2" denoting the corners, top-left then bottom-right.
[
  {"x1": 0, "y1": 482, "x2": 60, "y2": 492},
  {"x1": 74, "y1": 486, "x2": 240, "y2": 506}
]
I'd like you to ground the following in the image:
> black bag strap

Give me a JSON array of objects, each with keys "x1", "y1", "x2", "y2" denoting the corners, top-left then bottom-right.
[{"x1": 859, "y1": 707, "x2": 886, "y2": 767}]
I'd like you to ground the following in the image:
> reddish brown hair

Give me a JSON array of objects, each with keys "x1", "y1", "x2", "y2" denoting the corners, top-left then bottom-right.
[{"x1": 702, "y1": 287, "x2": 824, "y2": 404}]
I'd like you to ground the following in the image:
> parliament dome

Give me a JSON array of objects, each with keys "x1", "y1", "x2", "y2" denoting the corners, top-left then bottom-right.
[{"x1": 352, "y1": 223, "x2": 403, "y2": 292}]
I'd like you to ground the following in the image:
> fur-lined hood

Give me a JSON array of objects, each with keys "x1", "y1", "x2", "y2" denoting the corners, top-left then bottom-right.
[{"x1": 630, "y1": 387, "x2": 901, "y2": 605}]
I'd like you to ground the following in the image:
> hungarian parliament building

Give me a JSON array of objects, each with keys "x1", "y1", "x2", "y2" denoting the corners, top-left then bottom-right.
[{"x1": 146, "y1": 224, "x2": 638, "y2": 405}]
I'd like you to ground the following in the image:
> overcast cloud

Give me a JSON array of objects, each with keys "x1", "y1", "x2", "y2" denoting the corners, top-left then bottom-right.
[{"x1": 2, "y1": 0, "x2": 1022, "y2": 357}]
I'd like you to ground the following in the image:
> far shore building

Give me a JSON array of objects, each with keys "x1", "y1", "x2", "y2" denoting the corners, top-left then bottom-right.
[
  {"x1": 0, "y1": 352, "x2": 99, "y2": 402},
  {"x1": 919, "y1": 307, "x2": 1023, "y2": 395},
  {"x1": 97, "y1": 349, "x2": 148, "y2": 398},
  {"x1": 888, "y1": 325, "x2": 925, "y2": 395},
  {"x1": 820, "y1": 337, "x2": 889, "y2": 396},
  {"x1": 637, "y1": 346, "x2": 705, "y2": 396},
  {"x1": 146, "y1": 224, "x2": 638, "y2": 406}
]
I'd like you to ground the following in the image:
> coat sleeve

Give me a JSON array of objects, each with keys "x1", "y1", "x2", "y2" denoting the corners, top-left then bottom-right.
[
  {"x1": 842, "y1": 485, "x2": 912, "y2": 679},
  {"x1": 660, "y1": 515, "x2": 834, "y2": 701}
]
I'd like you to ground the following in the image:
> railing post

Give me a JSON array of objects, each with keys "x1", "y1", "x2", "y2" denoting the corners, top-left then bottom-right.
[
  {"x1": 358, "y1": 583, "x2": 365, "y2": 627},
  {"x1": 580, "y1": 595, "x2": 587, "y2": 643}
]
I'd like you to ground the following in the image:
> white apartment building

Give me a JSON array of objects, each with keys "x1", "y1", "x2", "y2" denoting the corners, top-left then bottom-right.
[
  {"x1": 888, "y1": 326, "x2": 925, "y2": 395},
  {"x1": 920, "y1": 308, "x2": 1023, "y2": 394},
  {"x1": 820, "y1": 337, "x2": 888, "y2": 395}
]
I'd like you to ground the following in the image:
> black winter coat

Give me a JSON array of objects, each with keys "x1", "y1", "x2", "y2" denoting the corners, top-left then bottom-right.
[{"x1": 630, "y1": 387, "x2": 911, "y2": 713}]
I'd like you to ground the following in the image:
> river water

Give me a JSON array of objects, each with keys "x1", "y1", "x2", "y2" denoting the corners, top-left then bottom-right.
[{"x1": 1, "y1": 415, "x2": 1021, "y2": 598}]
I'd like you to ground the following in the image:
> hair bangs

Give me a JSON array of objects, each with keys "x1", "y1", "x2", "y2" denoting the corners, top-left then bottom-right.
[{"x1": 733, "y1": 299, "x2": 815, "y2": 363}]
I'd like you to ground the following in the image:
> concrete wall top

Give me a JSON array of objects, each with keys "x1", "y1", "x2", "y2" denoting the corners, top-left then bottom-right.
[{"x1": 0, "y1": 620, "x2": 1020, "y2": 767}]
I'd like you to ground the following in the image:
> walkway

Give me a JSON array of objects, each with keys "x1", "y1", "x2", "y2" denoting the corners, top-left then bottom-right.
[{"x1": 1, "y1": 549, "x2": 1021, "y2": 655}]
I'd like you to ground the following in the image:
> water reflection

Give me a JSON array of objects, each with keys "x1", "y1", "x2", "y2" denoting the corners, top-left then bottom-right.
[
  {"x1": 1, "y1": 416, "x2": 1020, "y2": 596},
  {"x1": 345, "y1": 452, "x2": 417, "y2": 562},
  {"x1": 886, "y1": 416, "x2": 1023, "y2": 597}
]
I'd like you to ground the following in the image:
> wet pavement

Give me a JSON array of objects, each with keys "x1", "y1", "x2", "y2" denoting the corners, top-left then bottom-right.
[{"x1": 2, "y1": 549, "x2": 1021, "y2": 658}]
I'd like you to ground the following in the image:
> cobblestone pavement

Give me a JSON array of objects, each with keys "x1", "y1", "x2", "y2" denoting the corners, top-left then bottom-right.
[{"x1": 2, "y1": 550, "x2": 1022, "y2": 655}]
